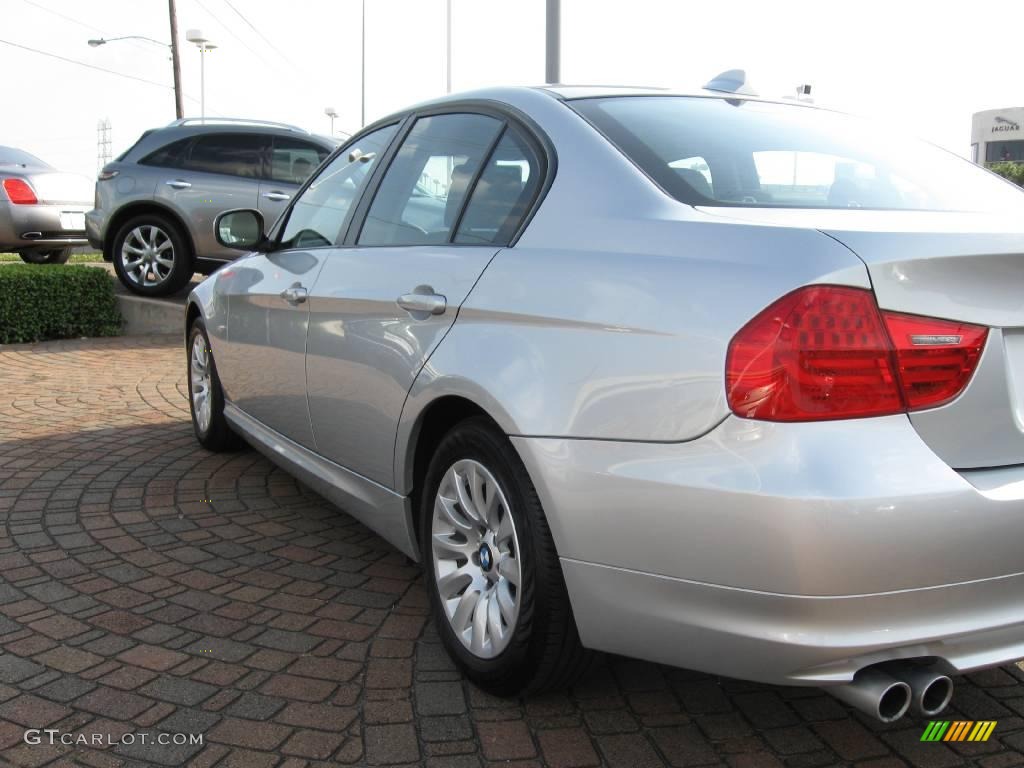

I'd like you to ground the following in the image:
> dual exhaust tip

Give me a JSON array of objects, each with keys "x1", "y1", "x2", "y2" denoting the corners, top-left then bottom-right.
[{"x1": 830, "y1": 663, "x2": 954, "y2": 723}]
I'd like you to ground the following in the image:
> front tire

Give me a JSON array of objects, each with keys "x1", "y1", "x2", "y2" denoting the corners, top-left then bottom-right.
[
  {"x1": 187, "y1": 320, "x2": 237, "y2": 451},
  {"x1": 19, "y1": 247, "x2": 72, "y2": 264},
  {"x1": 112, "y1": 213, "x2": 193, "y2": 296},
  {"x1": 420, "y1": 417, "x2": 592, "y2": 695}
]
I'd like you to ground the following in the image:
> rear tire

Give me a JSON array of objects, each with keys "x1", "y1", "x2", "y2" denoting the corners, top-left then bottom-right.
[
  {"x1": 112, "y1": 213, "x2": 193, "y2": 297},
  {"x1": 187, "y1": 320, "x2": 238, "y2": 451},
  {"x1": 420, "y1": 416, "x2": 592, "y2": 695},
  {"x1": 19, "y1": 247, "x2": 72, "y2": 264}
]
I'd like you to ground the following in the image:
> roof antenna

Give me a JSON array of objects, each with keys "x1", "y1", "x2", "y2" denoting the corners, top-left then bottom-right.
[{"x1": 703, "y1": 69, "x2": 758, "y2": 97}]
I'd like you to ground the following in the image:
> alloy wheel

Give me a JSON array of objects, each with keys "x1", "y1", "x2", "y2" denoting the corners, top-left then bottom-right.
[
  {"x1": 431, "y1": 459, "x2": 522, "y2": 658},
  {"x1": 121, "y1": 224, "x2": 174, "y2": 287},
  {"x1": 190, "y1": 335, "x2": 212, "y2": 434}
]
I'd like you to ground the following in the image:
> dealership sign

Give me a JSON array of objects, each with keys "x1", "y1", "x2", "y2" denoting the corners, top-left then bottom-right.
[{"x1": 992, "y1": 116, "x2": 1021, "y2": 133}]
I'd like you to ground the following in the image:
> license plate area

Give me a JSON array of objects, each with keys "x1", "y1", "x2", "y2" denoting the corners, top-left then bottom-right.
[{"x1": 59, "y1": 211, "x2": 85, "y2": 230}]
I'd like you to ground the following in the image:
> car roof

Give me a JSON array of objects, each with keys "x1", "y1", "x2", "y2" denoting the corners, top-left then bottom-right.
[{"x1": 385, "y1": 84, "x2": 822, "y2": 122}]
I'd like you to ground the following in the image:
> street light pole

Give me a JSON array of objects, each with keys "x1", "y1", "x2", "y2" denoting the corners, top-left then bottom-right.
[
  {"x1": 445, "y1": 0, "x2": 452, "y2": 93},
  {"x1": 168, "y1": 0, "x2": 184, "y2": 119},
  {"x1": 361, "y1": 0, "x2": 366, "y2": 127},
  {"x1": 545, "y1": 0, "x2": 560, "y2": 84},
  {"x1": 186, "y1": 30, "x2": 216, "y2": 123}
]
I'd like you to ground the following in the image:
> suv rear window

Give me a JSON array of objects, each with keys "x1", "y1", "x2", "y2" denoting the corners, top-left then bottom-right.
[{"x1": 572, "y1": 96, "x2": 1024, "y2": 213}]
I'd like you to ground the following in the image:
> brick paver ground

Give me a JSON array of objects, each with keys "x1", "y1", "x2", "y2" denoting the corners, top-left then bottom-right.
[{"x1": 2, "y1": 334, "x2": 1024, "y2": 767}]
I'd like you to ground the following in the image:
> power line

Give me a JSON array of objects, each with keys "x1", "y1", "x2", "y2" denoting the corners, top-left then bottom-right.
[
  {"x1": 0, "y1": 38, "x2": 175, "y2": 89},
  {"x1": 220, "y1": 0, "x2": 297, "y2": 68},
  {"x1": 192, "y1": 0, "x2": 275, "y2": 69},
  {"x1": 0, "y1": 37, "x2": 206, "y2": 109},
  {"x1": 19, "y1": 0, "x2": 154, "y2": 55}
]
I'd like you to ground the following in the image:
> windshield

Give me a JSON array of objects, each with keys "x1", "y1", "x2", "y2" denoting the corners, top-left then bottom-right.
[
  {"x1": 0, "y1": 146, "x2": 50, "y2": 168},
  {"x1": 572, "y1": 96, "x2": 1024, "y2": 213}
]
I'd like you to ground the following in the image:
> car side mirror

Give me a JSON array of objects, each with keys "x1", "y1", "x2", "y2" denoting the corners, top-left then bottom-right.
[{"x1": 215, "y1": 209, "x2": 267, "y2": 250}]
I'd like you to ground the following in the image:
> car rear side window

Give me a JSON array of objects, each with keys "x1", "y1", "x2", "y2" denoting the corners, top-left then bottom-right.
[
  {"x1": 279, "y1": 124, "x2": 397, "y2": 250},
  {"x1": 358, "y1": 113, "x2": 504, "y2": 246},
  {"x1": 454, "y1": 128, "x2": 541, "y2": 245},
  {"x1": 139, "y1": 137, "x2": 191, "y2": 168},
  {"x1": 183, "y1": 133, "x2": 268, "y2": 178},
  {"x1": 270, "y1": 137, "x2": 329, "y2": 184}
]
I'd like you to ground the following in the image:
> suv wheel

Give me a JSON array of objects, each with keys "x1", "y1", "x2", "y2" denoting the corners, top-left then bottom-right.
[
  {"x1": 19, "y1": 247, "x2": 72, "y2": 265},
  {"x1": 420, "y1": 417, "x2": 592, "y2": 695},
  {"x1": 113, "y1": 213, "x2": 193, "y2": 296}
]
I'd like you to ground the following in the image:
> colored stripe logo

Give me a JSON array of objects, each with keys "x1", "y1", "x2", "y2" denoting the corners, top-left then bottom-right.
[{"x1": 921, "y1": 721, "x2": 997, "y2": 742}]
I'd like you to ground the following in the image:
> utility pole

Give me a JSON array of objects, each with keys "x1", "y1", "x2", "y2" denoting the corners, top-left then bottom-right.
[
  {"x1": 167, "y1": 0, "x2": 184, "y2": 118},
  {"x1": 545, "y1": 0, "x2": 560, "y2": 84}
]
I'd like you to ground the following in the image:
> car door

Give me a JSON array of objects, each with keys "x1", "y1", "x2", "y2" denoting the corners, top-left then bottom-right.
[
  {"x1": 220, "y1": 124, "x2": 398, "y2": 448},
  {"x1": 153, "y1": 132, "x2": 266, "y2": 259},
  {"x1": 257, "y1": 136, "x2": 331, "y2": 230},
  {"x1": 305, "y1": 112, "x2": 545, "y2": 487}
]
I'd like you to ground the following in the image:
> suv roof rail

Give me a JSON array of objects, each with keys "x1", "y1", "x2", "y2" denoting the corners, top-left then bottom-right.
[{"x1": 166, "y1": 117, "x2": 310, "y2": 133}]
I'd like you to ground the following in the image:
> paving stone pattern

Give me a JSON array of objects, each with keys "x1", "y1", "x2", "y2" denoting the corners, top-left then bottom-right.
[{"x1": 2, "y1": 335, "x2": 1024, "y2": 767}]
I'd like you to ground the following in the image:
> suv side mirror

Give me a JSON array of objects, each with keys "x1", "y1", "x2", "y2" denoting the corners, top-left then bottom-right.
[{"x1": 215, "y1": 209, "x2": 267, "y2": 250}]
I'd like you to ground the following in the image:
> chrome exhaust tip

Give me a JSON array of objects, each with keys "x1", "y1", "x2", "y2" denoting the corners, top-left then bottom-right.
[
  {"x1": 889, "y1": 664, "x2": 954, "y2": 717},
  {"x1": 829, "y1": 668, "x2": 911, "y2": 723}
]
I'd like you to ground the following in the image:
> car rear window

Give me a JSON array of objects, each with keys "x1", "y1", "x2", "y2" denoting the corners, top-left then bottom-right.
[{"x1": 572, "y1": 96, "x2": 1024, "y2": 213}]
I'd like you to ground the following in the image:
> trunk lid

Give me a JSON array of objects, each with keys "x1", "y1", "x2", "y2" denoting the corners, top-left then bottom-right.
[
  {"x1": 698, "y1": 207, "x2": 1024, "y2": 469},
  {"x1": 23, "y1": 170, "x2": 93, "y2": 206}
]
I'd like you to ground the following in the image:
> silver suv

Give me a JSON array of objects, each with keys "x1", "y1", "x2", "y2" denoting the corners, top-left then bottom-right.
[{"x1": 86, "y1": 118, "x2": 337, "y2": 296}]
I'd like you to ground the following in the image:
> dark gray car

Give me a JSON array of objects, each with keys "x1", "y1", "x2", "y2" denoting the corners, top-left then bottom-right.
[{"x1": 85, "y1": 118, "x2": 337, "y2": 296}]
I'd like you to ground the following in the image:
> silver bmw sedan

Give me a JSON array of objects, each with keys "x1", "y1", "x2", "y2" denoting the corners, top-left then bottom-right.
[{"x1": 185, "y1": 84, "x2": 1024, "y2": 722}]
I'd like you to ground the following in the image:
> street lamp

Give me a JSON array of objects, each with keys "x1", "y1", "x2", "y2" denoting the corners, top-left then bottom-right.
[
  {"x1": 185, "y1": 29, "x2": 217, "y2": 123},
  {"x1": 88, "y1": 35, "x2": 170, "y2": 48},
  {"x1": 325, "y1": 107, "x2": 338, "y2": 136}
]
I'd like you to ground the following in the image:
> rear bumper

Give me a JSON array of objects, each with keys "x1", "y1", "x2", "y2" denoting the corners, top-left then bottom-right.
[
  {"x1": 0, "y1": 202, "x2": 89, "y2": 250},
  {"x1": 561, "y1": 559, "x2": 1024, "y2": 685},
  {"x1": 84, "y1": 209, "x2": 105, "y2": 251},
  {"x1": 512, "y1": 415, "x2": 1024, "y2": 685}
]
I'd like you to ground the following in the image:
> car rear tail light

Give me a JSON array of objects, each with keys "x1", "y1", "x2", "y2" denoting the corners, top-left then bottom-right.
[
  {"x1": 97, "y1": 170, "x2": 119, "y2": 181},
  {"x1": 882, "y1": 312, "x2": 988, "y2": 410},
  {"x1": 726, "y1": 285, "x2": 987, "y2": 421},
  {"x1": 2, "y1": 178, "x2": 37, "y2": 205}
]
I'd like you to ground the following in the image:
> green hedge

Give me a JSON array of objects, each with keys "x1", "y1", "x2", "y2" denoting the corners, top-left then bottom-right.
[
  {"x1": 0, "y1": 265, "x2": 122, "y2": 344},
  {"x1": 987, "y1": 161, "x2": 1024, "y2": 187}
]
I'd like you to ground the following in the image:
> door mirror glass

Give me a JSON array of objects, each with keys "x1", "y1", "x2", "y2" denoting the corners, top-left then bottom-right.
[{"x1": 216, "y1": 209, "x2": 265, "y2": 249}]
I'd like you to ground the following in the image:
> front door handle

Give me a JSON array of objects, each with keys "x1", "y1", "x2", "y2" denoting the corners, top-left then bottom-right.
[
  {"x1": 165, "y1": 179, "x2": 191, "y2": 189},
  {"x1": 280, "y1": 285, "x2": 308, "y2": 305},
  {"x1": 262, "y1": 191, "x2": 291, "y2": 201},
  {"x1": 397, "y1": 291, "x2": 446, "y2": 316}
]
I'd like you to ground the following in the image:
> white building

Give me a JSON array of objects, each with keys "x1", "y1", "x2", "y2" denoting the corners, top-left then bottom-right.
[{"x1": 971, "y1": 107, "x2": 1024, "y2": 164}]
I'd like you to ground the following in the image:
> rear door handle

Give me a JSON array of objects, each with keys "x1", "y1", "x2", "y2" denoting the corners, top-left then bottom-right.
[
  {"x1": 280, "y1": 285, "x2": 308, "y2": 305},
  {"x1": 165, "y1": 179, "x2": 191, "y2": 189},
  {"x1": 397, "y1": 291, "x2": 446, "y2": 316},
  {"x1": 262, "y1": 191, "x2": 291, "y2": 201}
]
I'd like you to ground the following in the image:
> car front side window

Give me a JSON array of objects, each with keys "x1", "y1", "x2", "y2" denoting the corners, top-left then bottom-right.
[{"x1": 279, "y1": 124, "x2": 397, "y2": 250}]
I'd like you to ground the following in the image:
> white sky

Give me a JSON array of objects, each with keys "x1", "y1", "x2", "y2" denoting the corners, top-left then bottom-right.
[{"x1": 2, "y1": 0, "x2": 1022, "y2": 179}]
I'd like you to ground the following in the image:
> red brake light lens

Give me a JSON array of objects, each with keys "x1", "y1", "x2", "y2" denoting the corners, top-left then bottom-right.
[
  {"x1": 2, "y1": 178, "x2": 37, "y2": 205},
  {"x1": 726, "y1": 285, "x2": 987, "y2": 422},
  {"x1": 882, "y1": 312, "x2": 988, "y2": 410}
]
